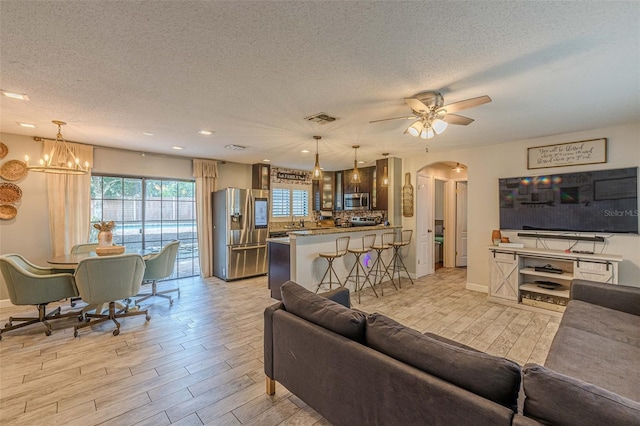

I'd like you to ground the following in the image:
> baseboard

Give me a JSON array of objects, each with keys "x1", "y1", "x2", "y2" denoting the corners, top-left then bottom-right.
[
  {"x1": 466, "y1": 282, "x2": 488, "y2": 293},
  {"x1": 0, "y1": 298, "x2": 14, "y2": 308}
]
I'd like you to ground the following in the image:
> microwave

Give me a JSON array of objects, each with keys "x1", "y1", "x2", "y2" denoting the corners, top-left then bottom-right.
[{"x1": 344, "y1": 193, "x2": 370, "y2": 210}]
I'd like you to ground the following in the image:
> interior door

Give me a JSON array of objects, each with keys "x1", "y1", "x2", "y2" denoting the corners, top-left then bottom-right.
[
  {"x1": 416, "y1": 173, "x2": 433, "y2": 277},
  {"x1": 455, "y1": 181, "x2": 468, "y2": 267}
]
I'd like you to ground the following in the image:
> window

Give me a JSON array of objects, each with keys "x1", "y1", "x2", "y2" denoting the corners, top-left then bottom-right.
[
  {"x1": 272, "y1": 187, "x2": 310, "y2": 218},
  {"x1": 90, "y1": 175, "x2": 199, "y2": 279}
]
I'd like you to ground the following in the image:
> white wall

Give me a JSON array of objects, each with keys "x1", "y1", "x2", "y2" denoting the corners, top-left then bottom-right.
[
  {"x1": 403, "y1": 122, "x2": 640, "y2": 290},
  {"x1": 0, "y1": 132, "x2": 252, "y2": 300}
]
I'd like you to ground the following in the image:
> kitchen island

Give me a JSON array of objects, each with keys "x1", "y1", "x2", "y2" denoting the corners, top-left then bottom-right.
[{"x1": 267, "y1": 225, "x2": 401, "y2": 299}]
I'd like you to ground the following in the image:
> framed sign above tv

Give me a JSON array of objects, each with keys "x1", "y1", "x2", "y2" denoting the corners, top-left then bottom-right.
[
  {"x1": 527, "y1": 138, "x2": 607, "y2": 169},
  {"x1": 499, "y1": 167, "x2": 638, "y2": 234}
]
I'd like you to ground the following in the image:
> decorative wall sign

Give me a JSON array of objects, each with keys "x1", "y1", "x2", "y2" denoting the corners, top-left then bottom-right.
[
  {"x1": 527, "y1": 138, "x2": 607, "y2": 169},
  {"x1": 272, "y1": 167, "x2": 311, "y2": 185},
  {"x1": 402, "y1": 172, "x2": 414, "y2": 217}
]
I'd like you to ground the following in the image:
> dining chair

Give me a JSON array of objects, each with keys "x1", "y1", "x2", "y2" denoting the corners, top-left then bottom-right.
[
  {"x1": 68, "y1": 243, "x2": 99, "y2": 307},
  {"x1": 0, "y1": 254, "x2": 79, "y2": 339},
  {"x1": 135, "y1": 240, "x2": 180, "y2": 306},
  {"x1": 73, "y1": 253, "x2": 150, "y2": 337}
]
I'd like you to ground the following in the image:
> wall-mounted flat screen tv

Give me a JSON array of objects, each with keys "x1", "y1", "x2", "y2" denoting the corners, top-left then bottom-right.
[{"x1": 499, "y1": 167, "x2": 638, "y2": 234}]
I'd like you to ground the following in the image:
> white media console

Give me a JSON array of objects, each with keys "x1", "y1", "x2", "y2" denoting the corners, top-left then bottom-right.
[{"x1": 488, "y1": 246, "x2": 622, "y2": 314}]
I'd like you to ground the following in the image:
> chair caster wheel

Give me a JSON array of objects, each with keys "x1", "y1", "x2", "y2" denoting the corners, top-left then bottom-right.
[
  {"x1": 113, "y1": 329, "x2": 120, "y2": 336},
  {"x1": 5, "y1": 321, "x2": 12, "y2": 327},
  {"x1": 169, "y1": 300, "x2": 174, "y2": 306},
  {"x1": 145, "y1": 315, "x2": 151, "y2": 321},
  {"x1": 77, "y1": 315, "x2": 84, "y2": 322},
  {"x1": 74, "y1": 330, "x2": 78, "y2": 338},
  {"x1": 45, "y1": 330, "x2": 52, "y2": 336}
]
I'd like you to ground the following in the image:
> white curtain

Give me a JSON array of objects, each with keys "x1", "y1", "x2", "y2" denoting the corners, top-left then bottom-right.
[
  {"x1": 193, "y1": 159, "x2": 218, "y2": 277},
  {"x1": 46, "y1": 140, "x2": 94, "y2": 257}
]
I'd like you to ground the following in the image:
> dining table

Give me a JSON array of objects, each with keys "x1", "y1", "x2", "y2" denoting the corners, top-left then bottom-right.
[
  {"x1": 47, "y1": 248, "x2": 154, "y2": 315},
  {"x1": 47, "y1": 248, "x2": 153, "y2": 270}
]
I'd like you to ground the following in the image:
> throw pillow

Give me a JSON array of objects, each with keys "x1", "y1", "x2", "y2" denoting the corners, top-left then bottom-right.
[
  {"x1": 366, "y1": 313, "x2": 521, "y2": 412},
  {"x1": 280, "y1": 281, "x2": 366, "y2": 343}
]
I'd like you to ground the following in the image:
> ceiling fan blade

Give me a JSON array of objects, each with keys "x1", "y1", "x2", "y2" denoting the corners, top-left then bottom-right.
[
  {"x1": 442, "y1": 114, "x2": 474, "y2": 125},
  {"x1": 438, "y1": 95, "x2": 492, "y2": 114},
  {"x1": 404, "y1": 97, "x2": 430, "y2": 113},
  {"x1": 369, "y1": 116, "x2": 416, "y2": 124}
]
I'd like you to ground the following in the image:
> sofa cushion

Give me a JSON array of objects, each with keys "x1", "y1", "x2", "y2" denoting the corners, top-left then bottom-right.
[
  {"x1": 280, "y1": 281, "x2": 366, "y2": 343},
  {"x1": 366, "y1": 313, "x2": 521, "y2": 412},
  {"x1": 523, "y1": 364, "x2": 640, "y2": 426},
  {"x1": 545, "y1": 324, "x2": 640, "y2": 401},
  {"x1": 559, "y1": 300, "x2": 640, "y2": 348}
]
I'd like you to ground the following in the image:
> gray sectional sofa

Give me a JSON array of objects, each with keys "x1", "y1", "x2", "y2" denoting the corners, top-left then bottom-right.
[
  {"x1": 264, "y1": 279, "x2": 640, "y2": 425},
  {"x1": 517, "y1": 279, "x2": 640, "y2": 425}
]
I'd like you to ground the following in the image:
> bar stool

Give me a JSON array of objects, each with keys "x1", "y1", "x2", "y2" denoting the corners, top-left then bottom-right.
[
  {"x1": 345, "y1": 234, "x2": 377, "y2": 303},
  {"x1": 367, "y1": 232, "x2": 397, "y2": 295},
  {"x1": 387, "y1": 230, "x2": 414, "y2": 288},
  {"x1": 316, "y1": 236, "x2": 350, "y2": 293}
]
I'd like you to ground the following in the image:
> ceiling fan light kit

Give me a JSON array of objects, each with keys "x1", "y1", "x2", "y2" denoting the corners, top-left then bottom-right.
[{"x1": 370, "y1": 90, "x2": 491, "y2": 140}]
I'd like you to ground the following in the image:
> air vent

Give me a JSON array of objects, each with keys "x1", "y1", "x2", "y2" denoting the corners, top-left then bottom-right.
[
  {"x1": 304, "y1": 112, "x2": 338, "y2": 124},
  {"x1": 225, "y1": 144, "x2": 247, "y2": 151}
]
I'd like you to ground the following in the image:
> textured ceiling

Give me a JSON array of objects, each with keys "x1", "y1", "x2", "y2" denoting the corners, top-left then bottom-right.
[{"x1": 1, "y1": 1, "x2": 638, "y2": 171}]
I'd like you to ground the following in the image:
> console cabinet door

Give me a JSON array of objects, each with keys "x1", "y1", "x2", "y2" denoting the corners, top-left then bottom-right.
[
  {"x1": 489, "y1": 252, "x2": 519, "y2": 301},
  {"x1": 573, "y1": 260, "x2": 617, "y2": 283}
]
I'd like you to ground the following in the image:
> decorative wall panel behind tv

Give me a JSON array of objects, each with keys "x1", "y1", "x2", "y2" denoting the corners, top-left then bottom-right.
[{"x1": 499, "y1": 167, "x2": 638, "y2": 234}]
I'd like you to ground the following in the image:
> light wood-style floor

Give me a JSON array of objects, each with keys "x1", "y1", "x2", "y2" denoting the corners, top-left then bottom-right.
[{"x1": 0, "y1": 268, "x2": 560, "y2": 425}]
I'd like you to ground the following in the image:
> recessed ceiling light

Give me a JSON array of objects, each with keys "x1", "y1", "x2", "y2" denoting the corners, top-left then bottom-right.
[
  {"x1": 358, "y1": 160, "x2": 365, "y2": 164},
  {"x1": 2, "y1": 90, "x2": 29, "y2": 101},
  {"x1": 198, "y1": 130, "x2": 214, "y2": 135},
  {"x1": 16, "y1": 122, "x2": 35, "y2": 128},
  {"x1": 262, "y1": 159, "x2": 270, "y2": 162},
  {"x1": 172, "y1": 146, "x2": 184, "y2": 150},
  {"x1": 225, "y1": 144, "x2": 247, "y2": 151},
  {"x1": 143, "y1": 132, "x2": 154, "y2": 136},
  {"x1": 301, "y1": 149, "x2": 310, "y2": 153}
]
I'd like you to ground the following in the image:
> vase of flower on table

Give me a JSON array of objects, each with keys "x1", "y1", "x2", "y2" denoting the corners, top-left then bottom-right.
[{"x1": 94, "y1": 221, "x2": 115, "y2": 247}]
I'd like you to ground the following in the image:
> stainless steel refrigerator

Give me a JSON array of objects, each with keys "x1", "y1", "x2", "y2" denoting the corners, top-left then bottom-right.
[{"x1": 212, "y1": 188, "x2": 270, "y2": 281}]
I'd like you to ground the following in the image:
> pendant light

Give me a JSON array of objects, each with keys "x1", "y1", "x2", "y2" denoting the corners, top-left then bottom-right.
[
  {"x1": 381, "y1": 153, "x2": 389, "y2": 187},
  {"x1": 351, "y1": 145, "x2": 361, "y2": 184},
  {"x1": 24, "y1": 120, "x2": 89, "y2": 175},
  {"x1": 311, "y1": 135, "x2": 323, "y2": 181}
]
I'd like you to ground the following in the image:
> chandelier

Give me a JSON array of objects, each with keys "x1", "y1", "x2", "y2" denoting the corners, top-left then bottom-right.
[
  {"x1": 381, "y1": 153, "x2": 389, "y2": 187},
  {"x1": 350, "y1": 145, "x2": 361, "y2": 184},
  {"x1": 311, "y1": 135, "x2": 323, "y2": 181},
  {"x1": 25, "y1": 121, "x2": 89, "y2": 175}
]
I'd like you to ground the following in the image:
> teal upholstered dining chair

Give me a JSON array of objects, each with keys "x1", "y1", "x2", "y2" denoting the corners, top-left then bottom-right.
[
  {"x1": 0, "y1": 253, "x2": 79, "y2": 339},
  {"x1": 68, "y1": 243, "x2": 99, "y2": 307},
  {"x1": 71, "y1": 243, "x2": 99, "y2": 254},
  {"x1": 135, "y1": 240, "x2": 180, "y2": 306},
  {"x1": 73, "y1": 253, "x2": 150, "y2": 337}
]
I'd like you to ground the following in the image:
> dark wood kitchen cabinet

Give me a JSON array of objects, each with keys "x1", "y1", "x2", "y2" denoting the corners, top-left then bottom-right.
[
  {"x1": 343, "y1": 166, "x2": 374, "y2": 194},
  {"x1": 312, "y1": 172, "x2": 335, "y2": 211},
  {"x1": 252, "y1": 163, "x2": 271, "y2": 190}
]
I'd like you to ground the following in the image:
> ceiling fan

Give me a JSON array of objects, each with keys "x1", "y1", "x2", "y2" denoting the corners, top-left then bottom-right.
[{"x1": 370, "y1": 90, "x2": 492, "y2": 139}]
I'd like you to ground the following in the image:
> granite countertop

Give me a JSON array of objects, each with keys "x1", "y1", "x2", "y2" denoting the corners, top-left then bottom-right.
[{"x1": 288, "y1": 224, "x2": 400, "y2": 237}]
